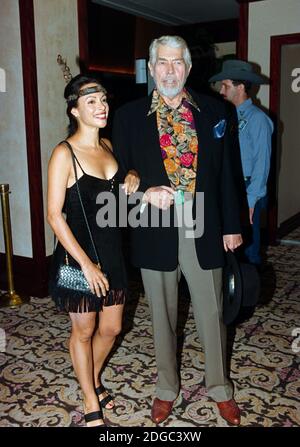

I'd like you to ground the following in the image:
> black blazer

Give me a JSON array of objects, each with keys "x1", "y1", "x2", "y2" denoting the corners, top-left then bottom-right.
[{"x1": 112, "y1": 91, "x2": 241, "y2": 271}]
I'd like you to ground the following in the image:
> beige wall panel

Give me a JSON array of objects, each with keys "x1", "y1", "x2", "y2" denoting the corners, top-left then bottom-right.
[
  {"x1": 278, "y1": 44, "x2": 300, "y2": 224},
  {"x1": 215, "y1": 41, "x2": 236, "y2": 58},
  {"x1": 0, "y1": 0, "x2": 32, "y2": 257},
  {"x1": 34, "y1": 0, "x2": 79, "y2": 255},
  {"x1": 249, "y1": 0, "x2": 300, "y2": 108}
]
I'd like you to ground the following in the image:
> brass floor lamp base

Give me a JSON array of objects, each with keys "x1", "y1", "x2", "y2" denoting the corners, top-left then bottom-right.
[{"x1": 0, "y1": 291, "x2": 30, "y2": 308}]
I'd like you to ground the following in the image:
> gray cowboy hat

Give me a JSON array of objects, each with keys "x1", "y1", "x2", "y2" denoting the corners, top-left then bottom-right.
[{"x1": 209, "y1": 59, "x2": 266, "y2": 84}]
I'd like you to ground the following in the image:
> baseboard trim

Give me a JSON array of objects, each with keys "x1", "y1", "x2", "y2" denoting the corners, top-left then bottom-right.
[{"x1": 277, "y1": 212, "x2": 300, "y2": 239}]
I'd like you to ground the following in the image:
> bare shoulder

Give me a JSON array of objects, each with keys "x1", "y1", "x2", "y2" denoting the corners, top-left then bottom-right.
[
  {"x1": 101, "y1": 138, "x2": 113, "y2": 152},
  {"x1": 51, "y1": 142, "x2": 70, "y2": 159},
  {"x1": 49, "y1": 142, "x2": 72, "y2": 169}
]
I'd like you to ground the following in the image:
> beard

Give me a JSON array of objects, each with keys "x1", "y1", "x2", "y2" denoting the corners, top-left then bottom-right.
[{"x1": 154, "y1": 75, "x2": 186, "y2": 99}]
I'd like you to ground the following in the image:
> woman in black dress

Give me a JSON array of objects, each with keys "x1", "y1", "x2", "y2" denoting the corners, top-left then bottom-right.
[{"x1": 47, "y1": 75, "x2": 139, "y2": 426}]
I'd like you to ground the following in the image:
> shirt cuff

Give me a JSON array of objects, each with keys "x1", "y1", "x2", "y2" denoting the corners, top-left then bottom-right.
[{"x1": 247, "y1": 195, "x2": 257, "y2": 209}]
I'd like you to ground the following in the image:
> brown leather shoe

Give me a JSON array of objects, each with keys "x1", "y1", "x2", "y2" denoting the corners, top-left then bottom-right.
[
  {"x1": 217, "y1": 399, "x2": 241, "y2": 425},
  {"x1": 151, "y1": 398, "x2": 174, "y2": 424}
]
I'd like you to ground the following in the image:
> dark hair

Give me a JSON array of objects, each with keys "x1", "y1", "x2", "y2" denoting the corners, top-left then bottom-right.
[
  {"x1": 232, "y1": 80, "x2": 252, "y2": 95},
  {"x1": 64, "y1": 74, "x2": 106, "y2": 137}
]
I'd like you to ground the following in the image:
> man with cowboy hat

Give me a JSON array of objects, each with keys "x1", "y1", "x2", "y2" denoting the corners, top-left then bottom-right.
[{"x1": 209, "y1": 60, "x2": 273, "y2": 266}]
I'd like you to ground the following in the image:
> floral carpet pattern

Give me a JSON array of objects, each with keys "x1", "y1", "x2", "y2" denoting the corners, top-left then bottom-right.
[{"x1": 0, "y1": 229, "x2": 299, "y2": 427}]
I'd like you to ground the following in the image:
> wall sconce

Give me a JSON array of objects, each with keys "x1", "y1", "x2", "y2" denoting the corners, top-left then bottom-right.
[
  {"x1": 57, "y1": 55, "x2": 72, "y2": 83},
  {"x1": 135, "y1": 59, "x2": 147, "y2": 84}
]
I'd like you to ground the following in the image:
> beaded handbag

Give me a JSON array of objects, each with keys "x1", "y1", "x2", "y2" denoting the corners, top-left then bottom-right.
[
  {"x1": 57, "y1": 262, "x2": 93, "y2": 293},
  {"x1": 55, "y1": 141, "x2": 102, "y2": 296}
]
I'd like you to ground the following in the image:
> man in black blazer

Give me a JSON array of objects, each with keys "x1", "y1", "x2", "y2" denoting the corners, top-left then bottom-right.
[{"x1": 113, "y1": 35, "x2": 243, "y2": 426}]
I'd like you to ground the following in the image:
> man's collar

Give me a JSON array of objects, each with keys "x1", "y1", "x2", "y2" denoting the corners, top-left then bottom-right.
[
  {"x1": 147, "y1": 88, "x2": 200, "y2": 116},
  {"x1": 236, "y1": 98, "x2": 252, "y2": 113}
]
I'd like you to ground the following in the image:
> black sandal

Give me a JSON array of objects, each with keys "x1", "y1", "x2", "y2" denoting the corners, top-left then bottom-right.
[
  {"x1": 84, "y1": 409, "x2": 105, "y2": 427},
  {"x1": 95, "y1": 384, "x2": 114, "y2": 410}
]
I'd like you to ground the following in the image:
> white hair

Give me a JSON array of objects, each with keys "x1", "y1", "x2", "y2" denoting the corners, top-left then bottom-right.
[{"x1": 149, "y1": 35, "x2": 192, "y2": 67}]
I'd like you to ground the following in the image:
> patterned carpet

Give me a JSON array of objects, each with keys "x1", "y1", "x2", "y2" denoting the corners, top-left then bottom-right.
[{"x1": 0, "y1": 229, "x2": 299, "y2": 427}]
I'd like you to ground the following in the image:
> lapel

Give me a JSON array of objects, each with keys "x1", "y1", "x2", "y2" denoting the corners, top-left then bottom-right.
[
  {"x1": 192, "y1": 102, "x2": 214, "y2": 190},
  {"x1": 140, "y1": 97, "x2": 170, "y2": 184}
]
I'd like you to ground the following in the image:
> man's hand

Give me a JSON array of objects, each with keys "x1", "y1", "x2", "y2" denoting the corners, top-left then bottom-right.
[
  {"x1": 123, "y1": 169, "x2": 140, "y2": 195},
  {"x1": 223, "y1": 234, "x2": 243, "y2": 252},
  {"x1": 143, "y1": 186, "x2": 175, "y2": 210}
]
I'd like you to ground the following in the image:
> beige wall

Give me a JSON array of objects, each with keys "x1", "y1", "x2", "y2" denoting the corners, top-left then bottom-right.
[
  {"x1": 0, "y1": 0, "x2": 79, "y2": 259},
  {"x1": 249, "y1": 0, "x2": 300, "y2": 226},
  {"x1": 249, "y1": 0, "x2": 300, "y2": 108},
  {"x1": 215, "y1": 41, "x2": 236, "y2": 58},
  {"x1": 0, "y1": 0, "x2": 32, "y2": 257},
  {"x1": 34, "y1": 0, "x2": 79, "y2": 255},
  {"x1": 278, "y1": 44, "x2": 300, "y2": 225}
]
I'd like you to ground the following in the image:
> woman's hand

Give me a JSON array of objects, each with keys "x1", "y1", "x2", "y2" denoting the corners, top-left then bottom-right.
[
  {"x1": 122, "y1": 169, "x2": 140, "y2": 195},
  {"x1": 81, "y1": 261, "x2": 109, "y2": 297}
]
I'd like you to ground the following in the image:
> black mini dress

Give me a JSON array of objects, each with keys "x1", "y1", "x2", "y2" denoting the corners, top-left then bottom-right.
[{"x1": 49, "y1": 141, "x2": 127, "y2": 313}]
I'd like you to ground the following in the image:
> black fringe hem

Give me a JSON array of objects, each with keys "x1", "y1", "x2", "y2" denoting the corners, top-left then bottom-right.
[{"x1": 49, "y1": 283, "x2": 126, "y2": 313}]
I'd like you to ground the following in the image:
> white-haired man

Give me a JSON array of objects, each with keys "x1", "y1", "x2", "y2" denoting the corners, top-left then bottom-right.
[{"x1": 113, "y1": 36, "x2": 243, "y2": 425}]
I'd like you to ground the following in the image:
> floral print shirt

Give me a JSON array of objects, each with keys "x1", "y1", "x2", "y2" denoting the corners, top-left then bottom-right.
[{"x1": 148, "y1": 89, "x2": 200, "y2": 194}]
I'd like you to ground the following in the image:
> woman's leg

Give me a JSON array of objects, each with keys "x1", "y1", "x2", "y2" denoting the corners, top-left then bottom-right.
[
  {"x1": 69, "y1": 311, "x2": 103, "y2": 426},
  {"x1": 93, "y1": 303, "x2": 124, "y2": 407}
]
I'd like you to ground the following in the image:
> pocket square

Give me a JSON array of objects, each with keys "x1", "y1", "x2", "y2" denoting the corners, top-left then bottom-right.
[{"x1": 213, "y1": 119, "x2": 227, "y2": 138}]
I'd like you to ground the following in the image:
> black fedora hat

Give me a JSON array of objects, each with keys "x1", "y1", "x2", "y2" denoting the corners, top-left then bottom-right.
[
  {"x1": 209, "y1": 59, "x2": 266, "y2": 85},
  {"x1": 223, "y1": 251, "x2": 260, "y2": 325}
]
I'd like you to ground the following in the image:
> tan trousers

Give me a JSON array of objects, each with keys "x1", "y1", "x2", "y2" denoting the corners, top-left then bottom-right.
[{"x1": 141, "y1": 199, "x2": 233, "y2": 402}]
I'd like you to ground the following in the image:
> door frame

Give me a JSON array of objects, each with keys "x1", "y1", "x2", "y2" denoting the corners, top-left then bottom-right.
[{"x1": 269, "y1": 33, "x2": 300, "y2": 242}]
